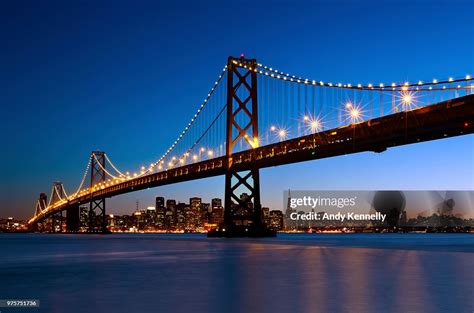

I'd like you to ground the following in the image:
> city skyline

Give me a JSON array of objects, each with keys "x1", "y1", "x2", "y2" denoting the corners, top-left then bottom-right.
[
  {"x1": 4, "y1": 190, "x2": 473, "y2": 233},
  {"x1": 5, "y1": 189, "x2": 474, "y2": 223},
  {"x1": 2, "y1": 1, "x2": 474, "y2": 220}
]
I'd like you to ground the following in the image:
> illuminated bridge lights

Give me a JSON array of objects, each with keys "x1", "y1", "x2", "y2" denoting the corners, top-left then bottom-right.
[
  {"x1": 278, "y1": 128, "x2": 288, "y2": 141},
  {"x1": 397, "y1": 90, "x2": 420, "y2": 111},
  {"x1": 301, "y1": 114, "x2": 324, "y2": 134},
  {"x1": 257, "y1": 62, "x2": 474, "y2": 91},
  {"x1": 351, "y1": 108, "x2": 360, "y2": 118},
  {"x1": 343, "y1": 101, "x2": 365, "y2": 124},
  {"x1": 309, "y1": 117, "x2": 323, "y2": 133}
]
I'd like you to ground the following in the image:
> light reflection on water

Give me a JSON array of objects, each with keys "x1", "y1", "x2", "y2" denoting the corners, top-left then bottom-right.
[{"x1": 0, "y1": 233, "x2": 473, "y2": 313}]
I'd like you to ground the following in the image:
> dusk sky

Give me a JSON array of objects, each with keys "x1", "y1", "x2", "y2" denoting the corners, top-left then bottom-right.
[{"x1": 1, "y1": 0, "x2": 473, "y2": 219}]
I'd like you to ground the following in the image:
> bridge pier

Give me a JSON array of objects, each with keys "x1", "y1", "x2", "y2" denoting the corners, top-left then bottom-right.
[
  {"x1": 88, "y1": 198, "x2": 107, "y2": 233},
  {"x1": 66, "y1": 206, "x2": 80, "y2": 232}
]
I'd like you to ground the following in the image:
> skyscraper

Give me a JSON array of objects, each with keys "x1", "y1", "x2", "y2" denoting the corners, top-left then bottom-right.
[
  {"x1": 284, "y1": 189, "x2": 296, "y2": 230},
  {"x1": 269, "y1": 210, "x2": 284, "y2": 231},
  {"x1": 210, "y1": 198, "x2": 224, "y2": 226},
  {"x1": 156, "y1": 196, "x2": 166, "y2": 229},
  {"x1": 175, "y1": 202, "x2": 186, "y2": 230},
  {"x1": 211, "y1": 198, "x2": 222, "y2": 209},
  {"x1": 155, "y1": 197, "x2": 165, "y2": 209},
  {"x1": 165, "y1": 199, "x2": 176, "y2": 229},
  {"x1": 190, "y1": 197, "x2": 201, "y2": 209}
]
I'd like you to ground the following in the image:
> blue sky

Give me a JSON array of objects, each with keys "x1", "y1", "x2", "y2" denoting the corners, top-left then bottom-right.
[{"x1": 1, "y1": 0, "x2": 473, "y2": 219}]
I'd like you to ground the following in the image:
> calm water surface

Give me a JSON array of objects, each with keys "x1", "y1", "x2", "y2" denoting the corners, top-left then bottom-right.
[{"x1": 1, "y1": 233, "x2": 473, "y2": 313}]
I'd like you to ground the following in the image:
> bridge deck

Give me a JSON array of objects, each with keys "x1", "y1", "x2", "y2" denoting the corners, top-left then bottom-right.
[{"x1": 31, "y1": 94, "x2": 474, "y2": 224}]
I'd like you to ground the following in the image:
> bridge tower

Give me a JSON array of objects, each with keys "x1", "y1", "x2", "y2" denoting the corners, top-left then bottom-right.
[
  {"x1": 88, "y1": 151, "x2": 107, "y2": 233},
  {"x1": 219, "y1": 56, "x2": 272, "y2": 236},
  {"x1": 50, "y1": 182, "x2": 66, "y2": 232},
  {"x1": 35, "y1": 192, "x2": 47, "y2": 216},
  {"x1": 32, "y1": 193, "x2": 48, "y2": 232}
]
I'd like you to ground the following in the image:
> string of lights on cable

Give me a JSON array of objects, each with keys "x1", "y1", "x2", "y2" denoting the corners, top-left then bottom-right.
[{"x1": 255, "y1": 63, "x2": 473, "y2": 91}]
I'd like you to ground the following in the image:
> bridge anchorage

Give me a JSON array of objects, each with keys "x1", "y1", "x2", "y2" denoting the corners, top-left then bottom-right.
[{"x1": 28, "y1": 54, "x2": 474, "y2": 236}]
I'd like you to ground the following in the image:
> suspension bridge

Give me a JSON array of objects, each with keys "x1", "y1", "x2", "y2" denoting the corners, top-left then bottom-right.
[{"x1": 29, "y1": 55, "x2": 474, "y2": 236}]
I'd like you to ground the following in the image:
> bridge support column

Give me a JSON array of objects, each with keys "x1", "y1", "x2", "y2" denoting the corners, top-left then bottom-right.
[
  {"x1": 210, "y1": 56, "x2": 273, "y2": 237},
  {"x1": 59, "y1": 210, "x2": 63, "y2": 232},
  {"x1": 66, "y1": 206, "x2": 80, "y2": 232},
  {"x1": 88, "y1": 151, "x2": 108, "y2": 233},
  {"x1": 50, "y1": 215, "x2": 56, "y2": 233},
  {"x1": 224, "y1": 169, "x2": 263, "y2": 228}
]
